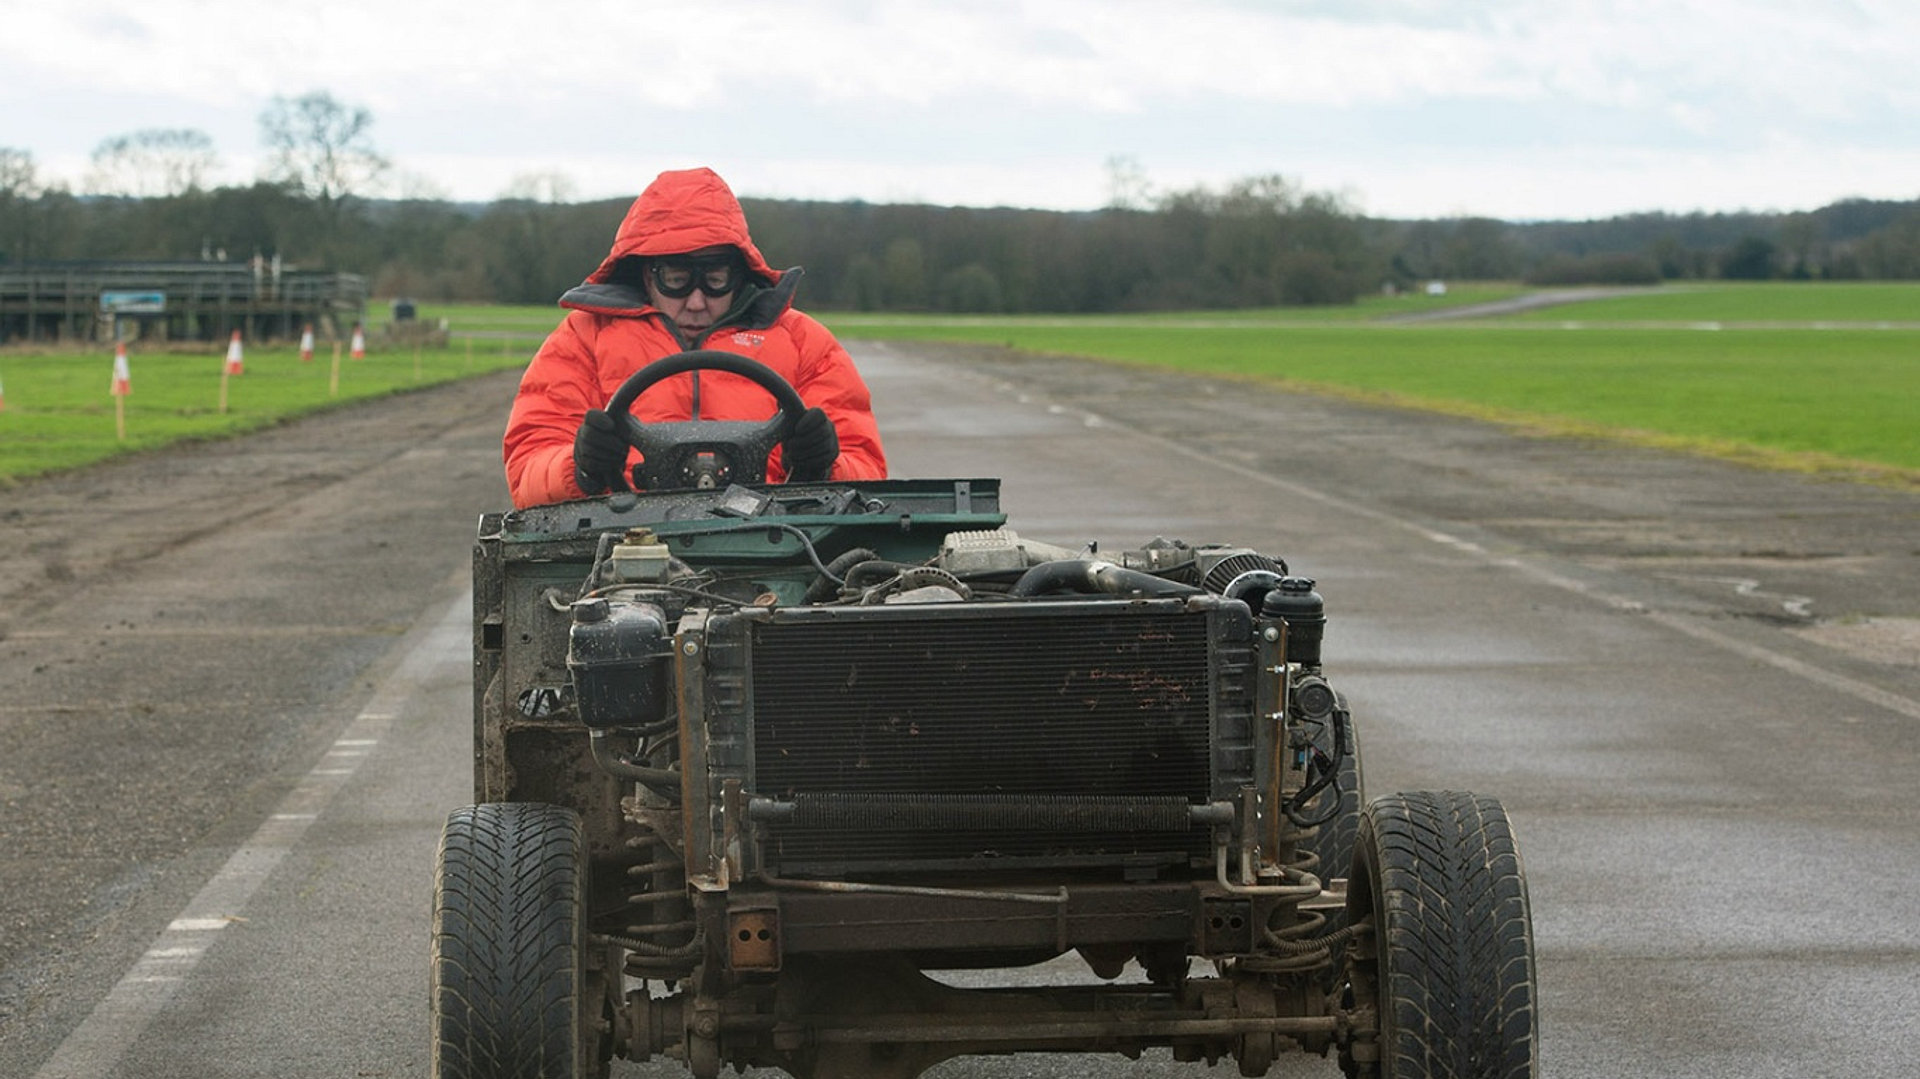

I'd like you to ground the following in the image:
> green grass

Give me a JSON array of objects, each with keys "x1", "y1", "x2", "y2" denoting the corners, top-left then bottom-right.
[
  {"x1": 0, "y1": 337, "x2": 530, "y2": 484},
  {"x1": 824, "y1": 282, "x2": 1532, "y2": 330},
  {"x1": 8, "y1": 284, "x2": 1917, "y2": 487},
  {"x1": 413, "y1": 285, "x2": 1535, "y2": 338},
  {"x1": 414, "y1": 302, "x2": 568, "y2": 336},
  {"x1": 825, "y1": 303, "x2": 1920, "y2": 483}
]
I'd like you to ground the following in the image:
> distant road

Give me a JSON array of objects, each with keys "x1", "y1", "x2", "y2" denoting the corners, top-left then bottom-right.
[
  {"x1": 1377, "y1": 286, "x2": 1658, "y2": 322},
  {"x1": 1380, "y1": 286, "x2": 1920, "y2": 328}
]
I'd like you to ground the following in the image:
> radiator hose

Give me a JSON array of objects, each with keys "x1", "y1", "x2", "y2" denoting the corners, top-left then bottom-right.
[
  {"x1": 1008, "y1": 559, "x2": 1203, "y2": 599},
  {"x1": 804, "y1": 546, "x2": 880, "y2": 603}
]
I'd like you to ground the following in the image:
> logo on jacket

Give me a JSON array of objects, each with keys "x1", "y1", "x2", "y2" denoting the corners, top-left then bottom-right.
[{"x1": 730, "y1": 331, "x2": 765, "y2": 348}]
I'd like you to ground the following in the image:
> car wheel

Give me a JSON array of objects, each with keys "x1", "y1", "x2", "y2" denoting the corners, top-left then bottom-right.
[
  {"x1": 1341, "y1": 790, "x2": 1537, "y2": 1079},
  {"x1": 432, "y1": 802, "x2": 605, "y2": 1079}
]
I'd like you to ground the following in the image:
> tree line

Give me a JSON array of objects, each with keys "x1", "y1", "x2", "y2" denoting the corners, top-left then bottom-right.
[{"x1": 4, "y1": 93, "x2": 1918, "y2": 313}]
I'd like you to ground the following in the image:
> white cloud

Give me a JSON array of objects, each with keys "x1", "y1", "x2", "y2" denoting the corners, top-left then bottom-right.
[{"x1": 3, "y1": 0, "x2": 1916, "y2": 215}]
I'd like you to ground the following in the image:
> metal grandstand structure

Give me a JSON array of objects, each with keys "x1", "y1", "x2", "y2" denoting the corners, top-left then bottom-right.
[{"x1": 0, "y1": 260, "x2": 368, "y2": 345}]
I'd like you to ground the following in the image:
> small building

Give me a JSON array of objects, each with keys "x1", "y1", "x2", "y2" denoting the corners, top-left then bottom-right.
[{"x1": 0, "y1": 260, "x2": 368, "y2": 345}]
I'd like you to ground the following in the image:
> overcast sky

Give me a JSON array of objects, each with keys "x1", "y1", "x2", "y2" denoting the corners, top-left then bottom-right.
[{"x1": 5, "y1": 0, "x2": 1917, "y2": 221}]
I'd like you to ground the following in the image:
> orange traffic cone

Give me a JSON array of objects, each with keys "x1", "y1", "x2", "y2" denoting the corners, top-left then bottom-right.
[
  {"x1": 350, "y1": 323, "x2": 366, "y2": 360},
  {"x1": 225, "y1": 329, "x2": 244, "y2": 375},
  {"x1": 112, "y1": 343, "x2": 132, "y2": 396},
  {"x1": 112, "y1": 343, "x2": 132, "y2": 440},
  {"x1": 299, "y1": 323, "x2": 315, "y2": 363}
]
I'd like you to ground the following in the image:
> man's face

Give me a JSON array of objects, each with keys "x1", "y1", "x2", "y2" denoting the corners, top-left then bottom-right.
[{"x1": 644, "y1": 248, "x2": 743, "y2": 337}]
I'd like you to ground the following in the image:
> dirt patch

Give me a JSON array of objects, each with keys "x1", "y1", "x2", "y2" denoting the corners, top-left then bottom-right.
[{"x1": 1790, "y1": 617, "x2": 1920, "y2": 667}]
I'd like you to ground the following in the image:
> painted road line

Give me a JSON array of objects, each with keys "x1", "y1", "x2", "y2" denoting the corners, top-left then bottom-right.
[
  {"x1": 1084, "y1": 398, "x2": 1920, "y2": 726},
  {"x1": 31, "y1": 594, "x2": 466, "y2": 1079}
]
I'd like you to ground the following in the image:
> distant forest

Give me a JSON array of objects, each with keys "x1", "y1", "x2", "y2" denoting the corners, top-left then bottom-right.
[{"x1": 5, "y1": 157, "x2": 1918, "y2": 313}]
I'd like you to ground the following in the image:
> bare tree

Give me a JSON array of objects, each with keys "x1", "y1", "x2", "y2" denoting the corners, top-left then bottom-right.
[
  {"x1": 500, "y1": 171, "x2": 578, "y2": 205},
  {"x1": 0, "y1": 147, "x2": 37, "y2": 198},
  {"x1": 85, "y1": 128, "x2": 218, "y2": 197},
  {"x1": 1104, "y1": 154, "x2": 1151, "y2": 211},
  {"x1": 258, "y1": 90, "x2": 389, "y2": 204},
  {"x1": 0, "y1": 148, "x2": 51, "y2": 261},
  {"x1": 394, "y1": 170, "x2": 452, "y2": 202}
]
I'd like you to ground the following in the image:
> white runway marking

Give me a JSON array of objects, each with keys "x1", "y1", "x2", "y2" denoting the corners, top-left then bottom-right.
[
  {"x1": 1109, "y1": 406, "x2": 1920, "y2": 725},
  {"x1": 31, "y1": 595, "x2": 467, "y2": 1079}
]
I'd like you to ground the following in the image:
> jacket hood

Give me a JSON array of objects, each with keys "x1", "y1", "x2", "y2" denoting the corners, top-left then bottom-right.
[{"x1": 585, "y1": 168, "x2": 779, "y2": 286}]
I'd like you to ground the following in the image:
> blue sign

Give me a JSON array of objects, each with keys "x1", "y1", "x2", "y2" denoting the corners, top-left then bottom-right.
[{"x1": 100, "y1": 291, "x2": 167, "y2": 314}]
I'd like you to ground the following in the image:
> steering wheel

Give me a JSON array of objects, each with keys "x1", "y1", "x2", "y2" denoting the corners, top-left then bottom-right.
[{"x1": 603, "y1": 350, "x2": 808, "y2": 491}]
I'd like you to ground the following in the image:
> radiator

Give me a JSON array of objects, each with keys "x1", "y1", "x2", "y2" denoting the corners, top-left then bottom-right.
[{"x1": 703, "y1": 598, "x2": 1256, "y2": 875}]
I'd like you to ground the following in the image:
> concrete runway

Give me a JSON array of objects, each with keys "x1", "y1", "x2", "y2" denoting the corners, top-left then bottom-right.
[{"x1": 3, "y1": 340, "x2": 1916, "y2": 1077}]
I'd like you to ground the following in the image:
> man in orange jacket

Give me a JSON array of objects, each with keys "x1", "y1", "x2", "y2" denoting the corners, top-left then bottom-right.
[{"x1": 503, "y1": 167, "x2": 887, "y2": 508}]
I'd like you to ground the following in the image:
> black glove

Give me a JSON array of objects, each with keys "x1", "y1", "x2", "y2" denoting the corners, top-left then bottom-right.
[
  {"x1": 780, "y1": 407, "x2": 839, "y2": 482},
  {"x1": 573, "y1": 409, "x2": 631, "y2": 494}
]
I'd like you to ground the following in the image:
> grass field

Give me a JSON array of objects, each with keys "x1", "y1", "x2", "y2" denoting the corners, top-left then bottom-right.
[
  {"x1": 829, "y1": 320, "x2": 1920, "y2": 477},
  {"x1": 0, "y1": 338, "x2": 529, "y2": 482},
  {"x1": 822, "y1": 282, "x2": 1536, "y2": 329},
  {"x1": 4, "y1": 282, "x2": 1916, "y2": 486},
  {"x1": 414, "y1": 303, "x2": 570, "y2": 335}
]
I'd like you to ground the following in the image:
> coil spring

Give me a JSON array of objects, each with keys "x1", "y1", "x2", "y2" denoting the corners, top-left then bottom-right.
[
  {"x1": 620, "y1": 833, "x2": 697, "y2": 976},
  {"x1": 1249, "y1": 832, "x2": 1338, "y2": 973}
]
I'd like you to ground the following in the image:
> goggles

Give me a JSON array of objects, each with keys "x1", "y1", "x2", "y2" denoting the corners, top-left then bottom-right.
[{"x1": 648, "y1": 254, "x2": 745, "y2": 299}]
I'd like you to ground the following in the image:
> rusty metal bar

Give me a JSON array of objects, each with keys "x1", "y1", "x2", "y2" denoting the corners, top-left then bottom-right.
[
  {"x1": 755, "y1": 872, "x2": 1068, "y2": 905},
  {"x1": 802, "y1": 1014, "x2": 1341, "y2": 1043}
]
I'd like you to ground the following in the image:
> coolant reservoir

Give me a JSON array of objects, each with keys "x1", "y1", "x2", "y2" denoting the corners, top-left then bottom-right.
[
  {"x1": 567, "y1": 597, "x2": 670, "y2": 728},
  {"x1": 1262, "y1": 577, "x2": 1326, "y2": 667}
]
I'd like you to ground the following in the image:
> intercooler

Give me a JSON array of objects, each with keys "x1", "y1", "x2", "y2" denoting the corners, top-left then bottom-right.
[{"x1": 702, "y1": 597, "x2": 1257, "y2": 876}]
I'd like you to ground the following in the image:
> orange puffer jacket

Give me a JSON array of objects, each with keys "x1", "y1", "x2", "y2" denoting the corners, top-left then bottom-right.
[{"x1": 503, "y1": 168, "x2": 886, "y2": 508}]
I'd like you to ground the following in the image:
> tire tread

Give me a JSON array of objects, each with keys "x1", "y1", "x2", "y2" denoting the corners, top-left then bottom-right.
[
  {"x1": 1362, "y1": 790, "x2": 1537, "y2": 1079},
  {"x1": 432, "y1": 802, "x2": 585, "y2": 1079}
]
